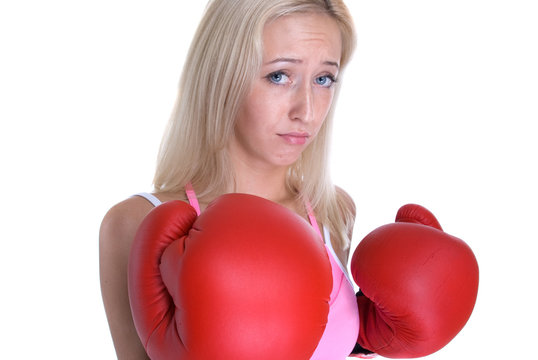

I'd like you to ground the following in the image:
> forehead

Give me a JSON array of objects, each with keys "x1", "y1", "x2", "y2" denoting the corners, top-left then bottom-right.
[{"x1": 262, "y1": 12, "x2": 342, "y2": 62}]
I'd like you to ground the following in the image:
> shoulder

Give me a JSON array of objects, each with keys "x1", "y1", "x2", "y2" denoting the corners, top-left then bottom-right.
[
  {"x1": 100, "y1": 196, "x2": 155, "y2": 242},
  {"x1": 99, "y1": 196, "x2": 153, "y2": 253},
  {"x1": 99, "y1": 193, "x2": 188, "y2": 247}
]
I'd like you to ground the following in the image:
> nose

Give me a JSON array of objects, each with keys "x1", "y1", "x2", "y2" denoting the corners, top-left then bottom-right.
[{"x1": 289, "y1": 82, "x2": 314, "y2": 123}]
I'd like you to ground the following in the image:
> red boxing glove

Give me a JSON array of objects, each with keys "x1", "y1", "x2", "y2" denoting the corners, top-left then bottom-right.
[
  {"x1": 128, "y1": 194, "x2": 332, "y2": 360},
  {"x1": 350, "y1": 204, "x2": 479, "y2": 358}
]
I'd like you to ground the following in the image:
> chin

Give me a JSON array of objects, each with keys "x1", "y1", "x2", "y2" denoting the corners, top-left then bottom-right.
[{"x1": 274, "y1": 153, "x2": 303, "y2": 168}]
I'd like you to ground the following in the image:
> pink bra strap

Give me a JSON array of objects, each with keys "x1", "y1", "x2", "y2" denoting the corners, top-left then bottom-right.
[
  {"x1": 305, "y1": 199, "x2": 323, "y2": 241},
  {"x1": 185, "y1": 182, "x2": 201, "y2": 216}
]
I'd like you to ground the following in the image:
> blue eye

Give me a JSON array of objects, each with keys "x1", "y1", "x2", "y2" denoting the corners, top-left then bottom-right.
[
  {"x1": 316, "y1": 75, "x2": 336, "y2": 87},
  {"x1": 266, "y1": 71, "x2": 289, "y2": 85}
]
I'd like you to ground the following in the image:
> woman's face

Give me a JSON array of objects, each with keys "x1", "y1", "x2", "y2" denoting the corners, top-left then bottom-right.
[{"x1": 230, "y1": 12, "x2": 342, "y2": 170}]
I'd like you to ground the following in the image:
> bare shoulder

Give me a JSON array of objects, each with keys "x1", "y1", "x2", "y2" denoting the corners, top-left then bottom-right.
[
  {"x1": 99, "y1": 195, "x2": 157, "y2": 295},
  {"x1": 99, "y1": 192, "x2": 188, "y2": 253},
  {"x1": 99, "y1": 196, "x2": 155, "y2": 248}
]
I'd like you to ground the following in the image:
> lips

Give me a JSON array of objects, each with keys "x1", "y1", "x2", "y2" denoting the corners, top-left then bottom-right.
[{"x1": 278, "y1": 132, "x2": 310, "y2": 145}]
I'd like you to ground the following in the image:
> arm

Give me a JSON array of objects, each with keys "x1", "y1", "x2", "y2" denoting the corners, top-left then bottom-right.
[{"x1": 99, "y1": 197, "x2": 153, "y2": 360}]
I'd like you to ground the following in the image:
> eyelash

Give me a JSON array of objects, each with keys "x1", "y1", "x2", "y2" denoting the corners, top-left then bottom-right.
[
  {"x1": 265, "y1": 71, "x2": 338, "y2": 88},
  {"x1": 316, "y1": 74, "x2": 338, "y2": 87},
  {"x1": 265, "y1": 71, "x2": 290, "y2": 85}
]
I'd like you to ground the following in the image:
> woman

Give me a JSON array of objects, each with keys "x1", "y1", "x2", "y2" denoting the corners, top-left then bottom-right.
[{"x1": 100, "y1": 0, "x2": 358, "y2": 358}]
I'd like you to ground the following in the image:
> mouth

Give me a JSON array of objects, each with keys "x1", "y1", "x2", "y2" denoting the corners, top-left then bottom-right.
[{"x1": 277, "y1": 132, "x2": 311, "y2": 145}]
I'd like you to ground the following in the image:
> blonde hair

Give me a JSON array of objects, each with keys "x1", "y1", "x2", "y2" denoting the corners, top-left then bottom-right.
[{"x1": 154, "y1": 0, "x2": 357, "y2": 250}]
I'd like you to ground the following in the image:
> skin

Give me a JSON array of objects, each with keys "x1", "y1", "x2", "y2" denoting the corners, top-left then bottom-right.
[
  {"x1": 229, "y1": 12, "x2": 342, "y2": 205},
  {"x1": 99, "y1": 12, "x2": 350, "y2": 359}
]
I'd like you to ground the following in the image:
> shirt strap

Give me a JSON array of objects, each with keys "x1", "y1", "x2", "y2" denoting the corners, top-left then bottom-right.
[{"x1": 132, "y1": 192, "x2": 162, "y2": 207}]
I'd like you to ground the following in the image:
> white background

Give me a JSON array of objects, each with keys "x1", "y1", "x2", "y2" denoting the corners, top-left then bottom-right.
[{"x1": 1, "y1": 1, "x2": 536, "y2": 359}]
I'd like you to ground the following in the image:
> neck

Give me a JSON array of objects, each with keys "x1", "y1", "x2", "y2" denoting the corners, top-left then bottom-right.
[
  {"x1": 227, "y1": 157, "x2": 294, "y2": 207},
  {"x1": 234, "y1": 165, "x2": 292, "y2": 203}
]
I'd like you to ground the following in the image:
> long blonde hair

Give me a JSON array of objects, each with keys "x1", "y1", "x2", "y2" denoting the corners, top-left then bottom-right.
[{"x1": 154, "y1": 0, "x2": 357, "y2": 250}]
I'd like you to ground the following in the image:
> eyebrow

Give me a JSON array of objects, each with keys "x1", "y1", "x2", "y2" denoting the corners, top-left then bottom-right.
[{"x1": 266, "y1": 57, "x2": 340, "y2": 69}]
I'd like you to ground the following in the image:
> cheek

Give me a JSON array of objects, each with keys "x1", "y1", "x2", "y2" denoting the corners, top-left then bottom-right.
[
  {"x1": 314, "y1": 92, "x2": 335, "y2": 127},
  {"x1": 235, "y1": 95, "x2": 272, "y2": 140},
  {"x1": 239, "y1": 90, "x2": 282, "y2": 131}
]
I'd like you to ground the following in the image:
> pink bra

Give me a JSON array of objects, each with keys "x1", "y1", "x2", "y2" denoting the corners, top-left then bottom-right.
[
  {"x1": 303, "y1": 197, "x2": 360, "y2": 359},
  {"x1": 136, "y1": 186, "x2": 360, "y2": 359}
]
